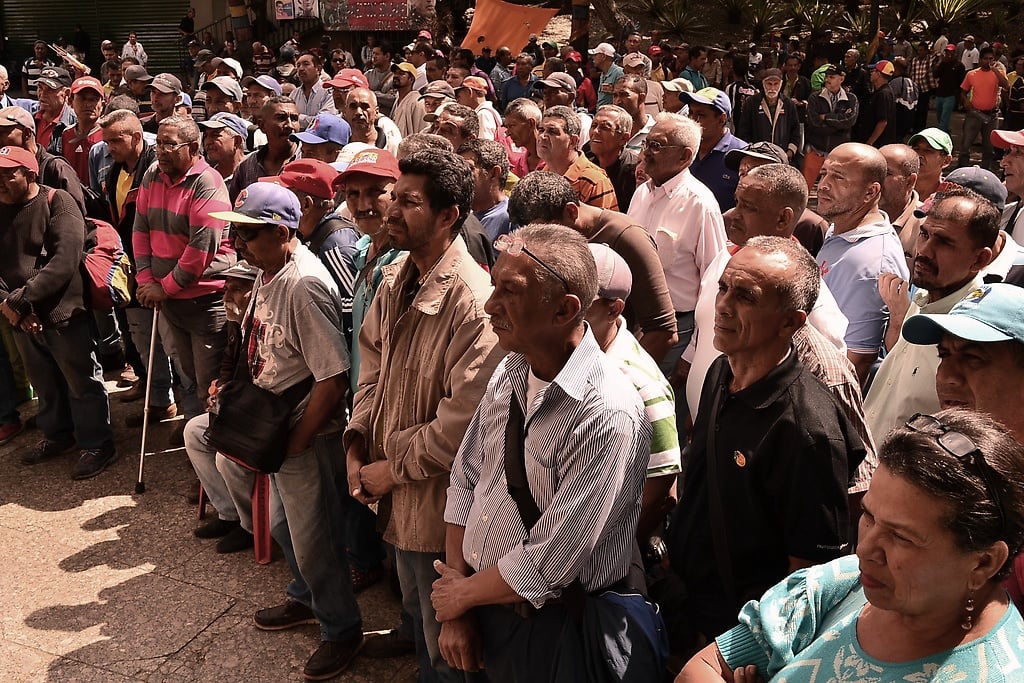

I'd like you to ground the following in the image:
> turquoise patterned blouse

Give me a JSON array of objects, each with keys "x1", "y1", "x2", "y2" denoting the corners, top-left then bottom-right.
[{"x1": 716, "y1": 555, "x2": 1024, "y2": 682}]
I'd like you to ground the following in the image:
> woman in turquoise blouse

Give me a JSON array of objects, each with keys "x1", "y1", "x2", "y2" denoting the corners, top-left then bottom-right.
[{"x1": 678, "y1": 409, "x2": 1024, "y2": 683}]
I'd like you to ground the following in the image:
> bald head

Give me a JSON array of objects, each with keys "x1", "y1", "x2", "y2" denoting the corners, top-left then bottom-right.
[
  {"x1": 816, "y1": 143, "x2": 886, "y2": 221},
  {"x1": 879, "y1": 143, "x2": 920, "y2": 218}
]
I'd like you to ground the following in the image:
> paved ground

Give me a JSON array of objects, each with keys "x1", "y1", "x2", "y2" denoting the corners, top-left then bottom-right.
[{"x1": 0, "y1": 374, "x2": 416, "y2": 682}]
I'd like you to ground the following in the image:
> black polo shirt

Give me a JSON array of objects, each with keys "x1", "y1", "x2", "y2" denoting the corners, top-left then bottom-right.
[{"x1": 667, "y1": 351, "x2": 865, "y2": 637}]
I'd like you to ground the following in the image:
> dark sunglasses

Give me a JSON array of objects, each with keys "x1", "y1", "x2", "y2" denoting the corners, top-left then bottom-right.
[{"x1": 233, "y1": 223, "x2": 276, "y2": 242}]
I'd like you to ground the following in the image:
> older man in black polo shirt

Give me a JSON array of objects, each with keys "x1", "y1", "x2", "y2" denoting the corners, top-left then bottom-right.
[{"x1": 665, "y1": 235, "x2": 866, "y2": 653}]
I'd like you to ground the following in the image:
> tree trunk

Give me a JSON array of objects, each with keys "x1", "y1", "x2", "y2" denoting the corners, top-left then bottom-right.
[{"x1": 590, "y1": 0, "x2": 628, "y2": 39}]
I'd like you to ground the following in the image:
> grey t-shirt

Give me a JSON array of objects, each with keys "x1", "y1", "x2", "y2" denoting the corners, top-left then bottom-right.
[{"x1": 244, "y1": 244, "x2": 349, "y2": 425}]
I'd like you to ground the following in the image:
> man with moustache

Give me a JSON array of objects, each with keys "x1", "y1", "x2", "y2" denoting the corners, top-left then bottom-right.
[
  {"x1": 345, "y1": 149, "x2": 503, "y2": 682},
  {"x1": 228, "y1": 96, "x2": 300, "y2": 202},
  {"x1": 339, "y1": 88, "x2": 402, "y2": 157},
  {"x1": 864, "y1": 187, "x2": 998, "y2": 438}
]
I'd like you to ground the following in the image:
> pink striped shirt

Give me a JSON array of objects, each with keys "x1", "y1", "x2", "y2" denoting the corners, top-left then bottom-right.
[{"x1": 133, "y1": 157, "x2": 234, "y2": 299}]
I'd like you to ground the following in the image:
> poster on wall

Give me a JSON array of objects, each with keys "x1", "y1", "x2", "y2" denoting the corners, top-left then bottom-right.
[
  {"x1": 275, "y1": 0, "x2": 295, "y2": 20},
  {"x1": 295, "y1": 0, "x2": 320, "y2": 18},
  {"x1": 322, "y1": 0, "x2": 432, "y2": 31}
]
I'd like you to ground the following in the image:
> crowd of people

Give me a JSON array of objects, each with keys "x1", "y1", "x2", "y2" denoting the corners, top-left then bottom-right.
[{"x1": 2, "y1": 14, "x2": 1024, "y2": 683}]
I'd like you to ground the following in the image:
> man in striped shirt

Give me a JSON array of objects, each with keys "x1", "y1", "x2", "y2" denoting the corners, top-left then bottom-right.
[
  {"x1": 434, "y1": 224, "x2": 652, "y2": 677},
  {"x1": 134, "y1": 115, "x2": 235, "y2": 424},
  {"x1": 537, "y1": 106, "x2": 618, "y2": 211}
]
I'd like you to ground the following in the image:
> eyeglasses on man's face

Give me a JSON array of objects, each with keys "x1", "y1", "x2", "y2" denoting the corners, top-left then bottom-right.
[{"x1": 494, "y1": 234, "x2": 571, "y2": 293}]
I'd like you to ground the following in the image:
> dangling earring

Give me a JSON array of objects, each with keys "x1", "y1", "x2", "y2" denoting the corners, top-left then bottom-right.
[{"x1": 961, "y1": 590, "x2": 976, "y2": 631}]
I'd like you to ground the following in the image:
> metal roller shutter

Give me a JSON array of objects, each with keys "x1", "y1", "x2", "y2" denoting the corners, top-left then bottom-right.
[{"x1": 4, "y1": 0, "x2": 189, "y2": 89}]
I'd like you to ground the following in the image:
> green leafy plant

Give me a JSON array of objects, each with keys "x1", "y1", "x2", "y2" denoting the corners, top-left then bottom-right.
[
  {"x1": 623, "y1": 0, "x2": 707, "y2": 38},
  {"x1": 747, "y1": 0, "x2": 788, "y2": 41},
  {"x1": 723, "y1": 0, "x2": 748, "y2": 25},
  {"x1": 788, "y1": 0, "x2": 843, "y2": 39},
  {"x1": 920, "y1": 0, "x2": 999, "y2": 29},
  {"x1": 838, "y1": 10, "x2": 872, "y2": 40}
]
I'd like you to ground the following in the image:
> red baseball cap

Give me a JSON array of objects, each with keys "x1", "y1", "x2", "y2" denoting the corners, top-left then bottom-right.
[
  {"x1": 456, "y1": 76, "x2": 488, "y2": 93},
  {"x1": 70, "y1": 76, "x2": 104, "y2": 96},
  {"x1": 260, "y1": 159, "x2": 339, "y2": 200},
  {"x1": 0, "y1": 145, "x2": 39, "y2": 174},
  {"x1": 565, "y1": 51, "x2": 583, "y2": 64},
  {"x1": 333, "y1": 149, "x2": 400, "y2": 187},
  {"x1": 325, "y1": 68, "x2": 369, "y2": 90}
]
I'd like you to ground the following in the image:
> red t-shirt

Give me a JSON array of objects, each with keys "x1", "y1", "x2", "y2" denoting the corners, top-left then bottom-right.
[{"x1": 60, "y1": 126, "x2": 104, "y2": 185}]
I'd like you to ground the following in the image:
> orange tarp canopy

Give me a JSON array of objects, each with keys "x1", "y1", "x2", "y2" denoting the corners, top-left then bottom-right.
[{"x1": 460, "y1": 0, "x2": 558, "y2": 54}]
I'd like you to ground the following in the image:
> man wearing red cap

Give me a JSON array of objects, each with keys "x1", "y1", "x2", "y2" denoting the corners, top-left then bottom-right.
[
  {"x1": 455, "y1": 76, "x2": 500, "y2": 141},
  {"x1": 34, "y1": 67, "x2": 77, "y2": 152},
  {"x1": 0, "y1": 145, "x2": 116, "y2": 479},
  {"x1": 61, "y1": 76, "x2": 106, "y2": 188}
]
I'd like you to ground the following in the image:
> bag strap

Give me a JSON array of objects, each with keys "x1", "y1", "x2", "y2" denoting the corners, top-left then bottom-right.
[
  {"x1": 504, "y1": 388, "x2": 542, "y2": 530},
  {"x1": 704, "y1": 376, "x2": 739, "y2": 609}
]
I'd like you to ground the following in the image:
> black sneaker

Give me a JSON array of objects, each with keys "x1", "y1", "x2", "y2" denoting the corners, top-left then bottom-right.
[
  {"x1": 194, "y1": 518, "x2": 238, "y2": 539},
  {"x1": 254, "y1": 600, "x2": 318, "y2": 631},
  {"x1": 215, "y1": 525, "x2": 254, "y2": 554},
  {"x1": 361, "y1": 628, "x2": 416, "y2": 659},
  {"x1": 303, "y1": 634, "x2": 364, "y2": 681},
  {"x1": 71, "y1": 444, "x2": 118, "y2": 480},
  {"x1": 21, "y1": 439, "x2": 76, "y2": 465}
]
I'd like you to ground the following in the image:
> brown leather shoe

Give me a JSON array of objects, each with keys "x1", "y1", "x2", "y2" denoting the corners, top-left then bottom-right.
[{"x1": 124, "y1": 404, "x2": 178, "y2": 428}]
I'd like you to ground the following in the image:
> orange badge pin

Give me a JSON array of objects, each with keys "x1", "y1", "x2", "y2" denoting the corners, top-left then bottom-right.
[{"x1": 733, "y1": 451, "x2": 747, "y2": 467}]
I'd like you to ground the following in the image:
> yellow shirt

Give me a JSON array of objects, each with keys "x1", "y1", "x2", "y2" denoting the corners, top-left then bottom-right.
[{"x1": 115, "y1": 168, "x2": 132, "y2": 219}]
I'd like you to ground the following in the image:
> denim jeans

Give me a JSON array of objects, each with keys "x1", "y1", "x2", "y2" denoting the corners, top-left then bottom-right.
[
  {"x1": 934, "y1": 95, "x2": 956, "y2": 133},
  {"x1": 396, "y1": 549, "x2": 483, "y2": 683},
  {"x1": 12, "y1": 314, "x2": 112, "y2": 449},
  {"x1": 184, "y1": 412, "x2": 246, "y2": 522},
  {"x1": 960, "y1": 109, "x2": 998, "y2": 169},
  {"x1": 158, "y1": 294, "x2": 227, "y2": 419},
  {"x1": 126, "y1": 307, "x2": 175, "y2": 409},
  {"x1": 219, "y1": 431, "x2": 362, "y2": 642}
]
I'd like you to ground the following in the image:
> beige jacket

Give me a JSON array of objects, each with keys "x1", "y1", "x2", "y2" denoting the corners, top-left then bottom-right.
[{"x1": 345, "y1": 236, "x2": 504, "y2": 552}]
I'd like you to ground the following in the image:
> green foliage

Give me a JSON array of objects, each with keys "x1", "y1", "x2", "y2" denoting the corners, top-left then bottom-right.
[
  {"x1": 788, "y1": 0, "x2": 843, "y2": 39},
  {"x1": 920, "y1": 0, "x2": 998, "y2": 29},
  {"x1": 747, "y1": 0, "x2": 789, "y2": 40},
  {"x1": 838, "y1": 9, "x2": 872, "y2": 40},
  {"x1": 623, "y1": 0, "x2": 707, "y2": 38}
]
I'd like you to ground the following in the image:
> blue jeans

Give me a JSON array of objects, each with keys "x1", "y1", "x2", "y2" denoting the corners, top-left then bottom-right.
[
  {"x1": 935, "y1": 95, "x2": 956, "y2": 133},
  {"x1": 12, "y1": 314, "x2": 112, "y2": 449},
  {"x1": 396, "y1": 549, "x2": 483, "y2": 683},
  {"x1": 219, "y1": 431, "x2": 362, "y2": 642}
]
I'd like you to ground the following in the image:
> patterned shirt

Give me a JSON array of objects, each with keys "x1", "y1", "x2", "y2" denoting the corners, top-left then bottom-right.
[
  {"x1": 133, "y1": 156, "x2": 234, "y2": 299},
  {"x1": 908, "y1": 54, "x2": 938, "y2": 92},
  {"x1": 563, "y1": 154, "x2": 618, "y2": 211},
  {"x1": 446, "y1": 328, "x2": 651, "y2": 606},
  {"x1": 605, "y1": 318, "x2": 680, "y2": 477},
  {"x1": 718, "y1": 555, "x2": 1024, "y2": 682}
]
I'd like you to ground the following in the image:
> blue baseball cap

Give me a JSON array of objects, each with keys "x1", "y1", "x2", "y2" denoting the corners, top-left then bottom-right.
[
  {"x1": 210, "y1": 182, "x2": 302, "y2": 231},
  {"x1": 902, "y1": 283, "x2": 1024, "y2": 345},
  {"x1": 679, "y1": 86, "x2": 732, "y2": 115},
  {"x1": 241, "y1": 74, "x2": 283, "y2": 96},
  {"x1": 198, "y1": 112, "x2": 249, "y2": 140},
  {"x1": 291, "y1": 113, "x2": 351, "y2": 146}
]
